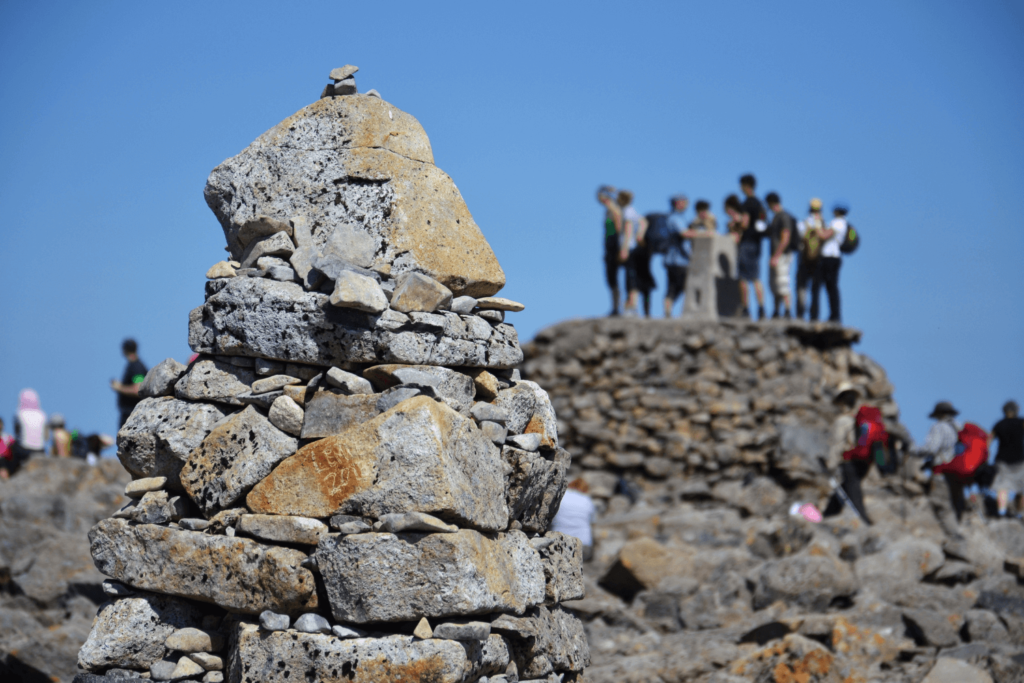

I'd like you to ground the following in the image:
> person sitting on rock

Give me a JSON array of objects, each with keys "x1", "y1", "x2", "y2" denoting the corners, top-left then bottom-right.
[
  {"x1": 991, "y1": 400, "x2": 1024, "y2": 517},
  {"x1": 550, "y1": 478, "x2": 596, "y2": 562}
]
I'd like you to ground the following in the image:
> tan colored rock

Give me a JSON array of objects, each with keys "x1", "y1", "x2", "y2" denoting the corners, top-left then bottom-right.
[
  {"x1": 248, "y1": 396, "x2": 508, "y2": 530},
  {"x1": 237, "y1": 215, "x2": 293, "y2": 248},
  {"x1": 469, "y1": 369, "x2": 499, "y2": 401},
  {"x1": 413, "y1": 617, "x2": 433, "y2": 639},
  {"x1": 171, "y1": 654, "x2": 206, "y2": 679},
  {"x1": 204, "y1": 96, "x2": 505, "y2": 297},
  {"x1": 126, "y1": 476, "x2": 168, "y2": 498},
  {"x1": 475, "y1": 297, "x2": 524, "y2": 312},
  {"x1": 329, "y1": 65, "x2": 359, "y2": 80},
  {"x1": 268, "y1": 395, "x2": 304, "y2": 436},
  {"x1": 599, "y1": 537, "x2": 694, "y2": 599},
  {"x1": 89, "y1": 518, "x2": 317, "y2": 615},
  {"x1": 390, "y1": 272, "x2": 453, "y2": 313},
  {"x1": 165, "y1": 627, "x2": 224, "y2": 653},
  {"x1": 188, "y1": 652, "x2": 223, "y2": 671},
  {"x1": 206, "y1": 261, "x2": 236, "y2": 279},
  {"x1": 237, "y1": 514, "x2": 328, "y2": 545}
]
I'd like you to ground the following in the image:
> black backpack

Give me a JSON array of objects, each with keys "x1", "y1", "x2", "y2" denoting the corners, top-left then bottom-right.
[
  {"x1": 840, "y1": 223, "x2": 860, "y2": 254},
  {"x1": 644, "y1": 213, "x2": 673, "y2": 254}
]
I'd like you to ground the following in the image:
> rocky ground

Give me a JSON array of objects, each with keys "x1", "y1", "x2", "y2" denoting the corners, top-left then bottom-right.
[
  {"x1": 523, "y1": 318, "x2": 1024, "y2": 683},
  {"x1": 0, "y1": 458, "x2": 130, "y2": 682}
]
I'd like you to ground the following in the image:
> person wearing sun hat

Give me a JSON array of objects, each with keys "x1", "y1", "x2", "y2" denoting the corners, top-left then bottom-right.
[
  {"x1": 920, "y1": 400, "x2": 966, "y2": 534},
  {"x1": 795, "y1": 198, "x2": 825, "y2": 319},
  {"x1": 822, "y1": 382, "x2": 874, "y2": 521}
]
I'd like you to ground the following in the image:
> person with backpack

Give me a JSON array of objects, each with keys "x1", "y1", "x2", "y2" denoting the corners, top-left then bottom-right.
[
  {"x1": 618, "y1": 190, "x2": 650, "y2": 317},
  {"x1": 809, "y1": 201, "x2": 849, "y2": 323},
  {"x1": 765, "y1": 192, "x2": 796, "y2": 319},
  {"x1": 795, "y1": 198, "x2": 824, "y2": 319},
  {"x1": 920, "y1": 401, "x2": 977, "y2": 531},
  {"x1": 597, "y1": 186, "x2": 624, "y2": 316},
  {"x1": 661, "y1": 194, "x2": 690, "y2": 317},
  {"x1": 737, "y1": 174, "x2": 768, "y2": 320},
  {"x1": 991, "y1": 400, "x2": 1024, "y2": 517},
  {"x1": 823, "y1": 382, "x2": 889, "y2": 524}
]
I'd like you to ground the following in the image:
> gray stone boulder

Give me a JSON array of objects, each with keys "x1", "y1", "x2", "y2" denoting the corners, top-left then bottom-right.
[
  {"x1": 174, "y1": 358, "x2": 254, "y2": 406},
  {"x1": 180, "y1": 405, "x2": 297, "y2": 514},
  {"x1": 77, "y1": 593, "x2": 204, "y2": 672},
  {"x1": 248, "y1": 396, "x2": 509, "y2": 531},
  {"x1": 364, "y1": 363, "x2": 474, "y2": 414},
  {"x1": 299, "y1": 390, "x2": 380, "y2": 439},
  {"x1": 754, "y1": 552, "x2": 857, "y2": 612},
  {"x1": 390, "y1": 272, "x2": 454, "y2": 313},
  {"x1": 139, "y1": 358, "x2": 188, "y2": 398},
  {"x1": 116, "y1": 398, "x2": 227, "y2": 489},
  {"x1": 855, "y1": 536, "x2": 944, "y2": 585},
  {"x1": 534, "y1": 532, "x2": 585, "y2": 604},
  {"x1": 88, "y1": 519, "x2": 317, "y2": 615},
  {"x1": 490, "y1": 605, "x2": 590, "y2": 678},
  {"x1": 315, "y1": 529, "x2": 544, "y2": 623},
  {"x1": 504, "y1": 446, "x2": 570, "y2": 533}
]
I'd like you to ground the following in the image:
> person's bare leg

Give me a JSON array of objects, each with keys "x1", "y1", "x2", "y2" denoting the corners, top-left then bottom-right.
[
  {"x1": 664, "y1": 297, "x2": 674, "y2": 318},
  {"x1": 998, "y1": 489, "x2": 1009, "y2": 516},
  {"x1": 754, "y1": 280, "x2": 765, "y2": 307},
  {"x1": 738, "y1": 280, "x2": 749, "y2": 314}
]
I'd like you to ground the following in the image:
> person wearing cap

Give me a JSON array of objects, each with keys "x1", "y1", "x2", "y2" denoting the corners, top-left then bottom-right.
[
  {"x1": 764, "y1": 192, "x2": 796, "y2": 319},
  {"x1": 795, "y1": 198, "x2": 825, "y2": 319},
  {"x1": 48, "y1": 414, "x2": 71, "y2": 458},
  {"x1": 991, "y1": 400, "x2": 1024, "y2": 517},
  {"x1": 920, "y1": 401, "x2": 966, "y2": 533},
  {"x1": 810, "y1": 202, "x2": 849, "y2": 323},
  {"x1": 597, "y1": 186, "x2": 624, "y2": 316},
  {"x1": 662, "y1": 194, "x2": 690, "y2": 317}
]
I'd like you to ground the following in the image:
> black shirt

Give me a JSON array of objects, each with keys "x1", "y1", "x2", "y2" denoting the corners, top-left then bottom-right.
[
  {"x1": 119, "y1": 359, "x2": 148, "y2": 411},
  {"x1": 769, "y1": 210, "x2": 797, "y2": 254},
  {"x1": 740, "y1": 195, "x2": 765, "y2": 247},
  {"x1": 993, "y1": 417, "x2": 1024, "y2": 465}
]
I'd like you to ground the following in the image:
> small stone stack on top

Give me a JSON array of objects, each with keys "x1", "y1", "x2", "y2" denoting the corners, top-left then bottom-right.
[{"x1": 75, "y1": 67, "x2": 589, "y2": 683}]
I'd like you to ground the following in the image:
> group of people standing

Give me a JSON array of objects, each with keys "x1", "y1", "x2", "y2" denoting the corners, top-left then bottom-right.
[{"x1": 599, "y1": 173, "x2": 854, "y2": 322}]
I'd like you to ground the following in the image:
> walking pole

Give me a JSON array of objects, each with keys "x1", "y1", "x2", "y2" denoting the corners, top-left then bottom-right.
[{"x1": 818, "y1": 456, "x2": 871, "y2": 525}]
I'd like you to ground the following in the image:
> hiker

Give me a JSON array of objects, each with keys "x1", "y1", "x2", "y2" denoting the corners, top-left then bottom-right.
[
  {"x1": 662, "y1": 194, "x2": 690, "y2": 317},
  {"x1": 550, "y1": 478, "x2": 596, "y2": 562},
  {"x1": 617, "y1": 190, "x2": 649, "y2": 317},
  {"x1": 823, "y1": 382, "x2": 879, "y2": 523},
  {"x1": 49, "y1": 414, "x2": 71, "y2": 457},
  {"x1": 810, "y1": 202, "x2": 848, "y2": 323},
  {"x1": 764, "y1": 192, "x2": 796, "y2": 319},
  {"x1": 0, "y1": 417, "x2": 14, "y2": 479},
  {"x1": 13, "y1": 388, "x2": 48, "y2": 470},
  {"x1": 111, "y1": 338, "x2": 147, "y2": 427},
  {"x1": 991, "y1": 401, "x2": 1024, "y2": 517},
  {"x1": 795, "y1": 198, "x2": 825, "y2": 319},
  {"x1": 598, "y1": 186, "x2": 624, "y2": 316},
  {"x1": 920, "y1": 401, "x2": 968, "y2": 532},
  {"x1": 738, "y1": 174, "x2": 767, "y2": 320}
]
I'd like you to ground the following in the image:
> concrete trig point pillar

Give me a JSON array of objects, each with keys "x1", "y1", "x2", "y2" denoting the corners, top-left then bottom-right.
[{"x1": 681, "y1": 233, "x2": 740, "y2": 321}]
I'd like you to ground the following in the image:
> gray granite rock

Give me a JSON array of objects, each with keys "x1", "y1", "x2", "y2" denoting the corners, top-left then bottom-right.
[
  {"x1": 451, "y1": 296, "x2": 478, "y2": 315},
  {"x1": 240, "y1": 231, "x2": 294, "y2": 269},
  {"x1": 478, "y1": 310, "x2": 504, "y2": 323},
  {"x1": 189, "y1": 277, "x2": 522, "y2": 368},
  {"x1": 390, "y1": 272, "x2": 454, "y2": 313},
  {"x1": 471, "y1": 402, "x2": 508, "y2": 424},
  {"x1": 508, "y1": 433, "x2": 541, "y2": 452},
  {"x1": 237, "y1": 514, "x2": 328, "y2": 545},
  {"x1": 268, "y1": 395, "x2": 304, "y2": 436},
  {"x1": 140, "y1": 358, "x2": 188, "y2": 398},
  {"x1": 259, "y1": 611, "x2": 289, "y2": 632},
  {"x1": 188, "y1": 652, "x2": 224, "y2": 671},
  {"x1": 126, "y1": 476, "x2": 168, "y2": 498},
  {"x1": 329, "y1": 269, "x2": 388, "y2": 314},
  {"x1": 331, "y1": 77, "x2": 356, "y2": 96},
  {"x1": 293, "y1": 613, "x2": 331, "y2": 634},
  {"x1": 491, "y1": 605, "x2": 590, "y2": 678},
  {"x1": 251, "y1": 375, "x2": 300, "y2": 394},
  {"x1": 254, "y1": 357, "x2": 285, "y2": 377},
  {"x1": 238, "y1": 215, "x2": 293, "y2": 249},
  {"x1": 364, "y1": 364, "x2": 475, "y2": 415},
  {"x1": 432, "y1": 621, "x2": 491, "y2": 641},
  {"x1": 379, "y1": 511, "x2": 458, "y2": 534},
  {"x1": 330, "y1": 624, "x2": 366, "y2": 638},
  {"x1": 375, "y1": 385, "x2": 427, "y2": 412},
  {"x1": 315, "y1": 529, "x2": 544, "y2": 623},
  {"x1": 300, "y1": 390, "x2": 380, "y2": 439},
  {"x1": 228, "y1": 621, "x2": 509, "y2": 683},
  {"x1": 480, "y1": 420, "x2": 508, "y2": 445},
  {"x1": 324, "y1": 367, "x2": 374, "y2": 394},
  {"x1": 117, "y1": 398, "x2": 227, "y2": 490},
  {"x1": 504, "y1": 446, "x2": 570, "y2": 534},
  {"x1": 174, "y1": 358, "x2": 254, "y2": 406},
  {"x1": 150, "y1": 659, "x2": 177, "y2": 681},
  {"x1": 180, "y1": 405, "x2": 297, "y2": 514},
  {"x1": 78, "y1": 594, "x2": 205, "y2": 672},
  {"x1": 89, "y1": 519, "x2": 317, "y2": 615},
  {"x1": 329, "y1": 65, "x2": 359, "y2": 80},
  {"x1": 534, "y1": 532, "x2": 585, "y2": 604},
  {"x1": 164, "y1": 628, "x2": 223, "y2": 653}
]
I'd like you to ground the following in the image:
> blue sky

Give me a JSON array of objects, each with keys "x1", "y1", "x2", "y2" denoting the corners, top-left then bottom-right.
[{"x1": 0, "y1": 1, "x2": 1021, "y2": 446}]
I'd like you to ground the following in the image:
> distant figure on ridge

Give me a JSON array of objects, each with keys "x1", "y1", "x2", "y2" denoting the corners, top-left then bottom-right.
[
  {"x1": 49, "y1": 414, "x2": 71, "y2": 457},
  {"x1": 991, "y1": 400, "x2": 1024, "y2": 517},
  {"x1": 738, "y1": 174, "x2": 767, "y2": 320},
  {"x1": 795, "y1": 198, "x2": 825, "y2": 319},
  {"x1": 551, "y1": 478, "x2": 596, "y2": 562},
  {"x1": 0, "y1": 417, "x2": 14, "y2": 479},
  {"x1": 617, "y1": 190, "x2": 650, "y2": 317},
  {"x1": 764, "y1": 192, "x2": 795, "y2": 319},
  {"x1": 13, "y1": 388, "x2": 47, "y2": 469},
  {"x1": 597, "y1": 186, "x2": 624, "y2": 316},
  {"x1": 662, "y1": 194, "x2": 690, "y2": 318},
  {"x1": 810, "y1": 202, "x2": 848, "y2": 323},
  {"x1": 111, "y1": 338, "x2": 147, "y2": 427}
]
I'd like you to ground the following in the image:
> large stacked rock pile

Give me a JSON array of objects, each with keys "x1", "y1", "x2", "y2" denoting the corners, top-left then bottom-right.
[
  {"x1": 75, "y1": 68, "x2": 588, "y2": 683},
  {"x1": 522, "y1": 318, "x2": 1024, "y2": 683}
]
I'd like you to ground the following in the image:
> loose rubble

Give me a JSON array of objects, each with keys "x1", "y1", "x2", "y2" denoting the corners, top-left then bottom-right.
[{"x1": 70, "y1": 66, "x2": 585, "y2": 683}]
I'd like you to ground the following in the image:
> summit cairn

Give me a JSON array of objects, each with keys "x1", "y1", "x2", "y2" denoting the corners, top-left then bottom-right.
[{"x1": 76, "y1": 68, "x2": 588, "y2": 683}]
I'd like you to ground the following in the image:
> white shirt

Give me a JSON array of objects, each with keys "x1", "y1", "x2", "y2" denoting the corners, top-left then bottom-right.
[
  {"x1": 821, "y1": 217, "x2": 848, "y2": 258},
  {"x1": 550, "y1": 489, "x2": 596, "y2": 546},
  {"x1": 622, "y1": 206, "x2": 643, "y2": 250}
]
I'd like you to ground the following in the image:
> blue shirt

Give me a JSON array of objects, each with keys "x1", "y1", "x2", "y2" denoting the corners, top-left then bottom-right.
[{"x1": 663, "y1": 212, "x2": 690, "y2": 267}]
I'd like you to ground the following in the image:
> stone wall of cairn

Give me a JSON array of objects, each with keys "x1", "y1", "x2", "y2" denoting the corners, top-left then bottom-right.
[
  {"x1": 75, "y1": 67, "x2": 588, "y2": 683},
  {"x1": 520, "y1": 317, "x2": 902, "y2": 498}
]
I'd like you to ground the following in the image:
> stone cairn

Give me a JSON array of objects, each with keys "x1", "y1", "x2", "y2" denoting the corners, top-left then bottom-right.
[{"x1": 75, "y1": 66, "x2": 589, "y2": 683}]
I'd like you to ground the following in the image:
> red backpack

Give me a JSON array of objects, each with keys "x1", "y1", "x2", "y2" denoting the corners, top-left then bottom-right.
[
  {"x1": 844, "y1": 406, "x2": 888, "y2": 460},
  {"x1": 933, "y1": 423, "x2": 989, "y2": 478}
]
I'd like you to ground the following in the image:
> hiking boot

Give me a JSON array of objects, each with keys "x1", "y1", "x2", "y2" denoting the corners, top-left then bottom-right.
[
  {"x1": 741, "y1": 307, "x2": 751, "y2": 319},
  {"x1": 758, "y1": 306, "x2": 766, "y2": 321}
]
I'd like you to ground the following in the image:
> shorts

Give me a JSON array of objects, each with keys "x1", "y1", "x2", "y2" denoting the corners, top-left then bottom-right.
[
  {"x1": 770, "y1": 252, "x2": 793, "y2": 296},
  {"x1": 737, "y1": 241, "x2": 761, "y2": 282},
  {"x1": 604, "y1": 234, "x2": 621, "y2": 289},
  {"x1": 666, "y1": 265, "x2": 688, "y2": 301}
]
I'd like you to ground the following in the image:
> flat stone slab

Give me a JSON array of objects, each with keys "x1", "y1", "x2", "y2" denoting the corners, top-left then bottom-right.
[
  {"x1": 180, "y1": 405, "x2": 297, "y2": 514},
  {"x1": 89, "y1": 518, "x2": 316, "y2": 615},
  {"x1": 248, "y1": 396, "x2": 508, "y2": 531},
  {"x1": 300, "y1": 390, "x2": 380, "y2": 439},
  {"x1": 189, "y1": 277, "x2": 522, "y2": 369},
  {"x1": 229, "y1": 621, "x2": 509, "y2": 683},
  {"x1": 237, "y1": 514, "x2": 328, "y2": 545},
  {"x1": 174, "y1": 358, "x2": 254, "y2": 406},
  {"x1": 314, "y1": 529, "x2": 544, "y2": 623},
  {"x1": 364, "y1": 364, "x2": 474, "y2": 414}
]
